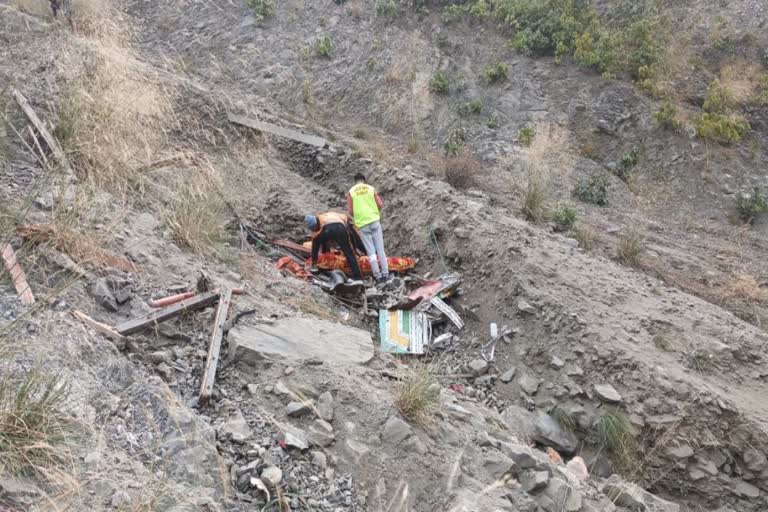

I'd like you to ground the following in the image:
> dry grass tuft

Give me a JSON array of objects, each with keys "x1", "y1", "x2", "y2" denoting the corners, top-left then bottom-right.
[
  {"x1": 0, "y1": 363, "x2": 73, "y2": 481},
  {"x1": 165, "y1": 178, "x2": 228, "y2": 258},
  {"x1": 522, "y1": 176, "x2": 546, "y2": 223},
  {"x1": 719, "y1": 61, "x2": 764, "y2": 105},
  {"x1": 54, "y1": 5, "x2": 175, "y2": 194},
  {"x1": 443, "y1": 150, "x2": 480, "y2": 190},
  {"x1": 395, "y1": 364, "x2": 440, "y2": 423},
  {"x1": 720, "y1": 273, "x2": 767, "y2": 302},
  {"x1": 346, "y1": 0, "x2": 364, "y2": 19},
  {"x1": 572, "y1": 224, "x2": 596, "y2": 250},
  {"x1": 595, "y1": 408, "x2": 637, "y2": 471},
  {"x1": 615, "y1": 230, "x2": 645, "y2": 268}
]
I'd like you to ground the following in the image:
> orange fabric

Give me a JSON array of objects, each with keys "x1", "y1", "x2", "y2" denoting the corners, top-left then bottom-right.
[
  {"x1": 276, "y1": 257, "x2": 312, "y2": 280},
  {"x1": 310, "y1": 251, "x2": 415, "y2": 277}
]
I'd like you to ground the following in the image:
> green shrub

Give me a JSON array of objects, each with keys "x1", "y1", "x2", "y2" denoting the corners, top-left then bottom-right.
[
  {"x1": 246, "y1": 0, "x2": 276, "y2": 22},
  {"x1": 518, "y1": 126, "x2": 535, "y2": 147},
  {"x1": 458, "y1": 99, "x2": 483, "y2": 116},
  {"x1": 523, "y1": 177, "x2": 546, "y2": 223},
  {"x1": 653, "y1": 100, "x2": 681, "y2": 130},
  {"x1": 615, "y1": 230, "x2": 645, "y2": 268},
  {"x1": 615, "y1": 148, "x2": 638, "y2": 181},
  {"x1": 693, "y1": 113, "x2": 750, "y2": 144},
  {"x1": 595, "y1": 408, "x2": 636, "y2": 469},
  {"x1": 736, "y1": 187, "x2": 768, "y2": 224},
  {"x1": 703, "y1": 79, "x2": 734, "y2": 113},
  {"x1": 483, "y1": 62, "x2": 508, "y2": 83},
  {"x1": 443, "y1": 127, "x2": 465, "y2": 155},
  {"x1": 376, "y1": 0, "x2": 399, "y2": 18},
  {"x1": 366, "y1": 57, "x2": 376, "y2": 71},
  {"x1": 486, "y1": 115, "x2": 499, "y2": 129},
  {"x1": 429, "y1": 70, "x2": 450, "y2": 94},
  {"x1": 553, "y1": 204, "x2": 577, "y2": 232},
  {"x1": 755, "y1": 73, "x2": 768, "y2": 105},
  {"x1": 395, "y1": 364, "x2": 440, "y2": 422},
  {"x1": 315, "y1": 36, "x2": 333, "y2": 58},
  {"x1": 574, "y1": 174, "x2": 609, "y2": 206}
]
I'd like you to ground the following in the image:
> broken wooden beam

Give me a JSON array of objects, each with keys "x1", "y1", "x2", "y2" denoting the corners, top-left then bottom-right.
[
  {"x1": 1, "y1": 244, "x2": 35, "y2": 305},
  {"x1": 116, "y1": 291, "x2": 220, "y2": 335},
  {"x1": 72, "y1": 310, "x2": 125, "y2": 343},
  {"x1": 200, "y1": 289, "x2": 233, "y2": 401},
  {"x1": 228, "y1": 113, "x2": 327, "y2": 148},
  {"x1": 12, "y1": 89, "x2": 72, "y2": 172},
  {"x1": 273, "y1": 239, "x2": 311, "y2": 255}
]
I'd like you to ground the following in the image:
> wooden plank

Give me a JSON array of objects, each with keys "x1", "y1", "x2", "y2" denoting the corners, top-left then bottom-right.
[
  {"x1": 200, "y1": 289, "x2": 233, "y2": 401},
  {"x1": 274, "y1": 239, "x2": 311, "y2": 255},
  {"x1": 228, "y1": 113, "x2": 327, "y2": 148},
  {"x1": 430, "y1": 296, "x2": 465, "y2": 329},
  {"x1": 12, "y1": 89, "x2": 72, "y2": 172},
  {"x1": 72, "y1": 310, "x2": 125, "y2": 343},
  {"x1": 1, "y1": 244, "x2": 35, "y2": 305},
  {"x1": 116, "y1": 291, "x2": 220, "y2": 335}
]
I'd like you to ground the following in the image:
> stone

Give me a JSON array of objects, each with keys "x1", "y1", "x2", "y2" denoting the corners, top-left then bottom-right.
[
  {"x1": 743, "y1": 448, "x2": 767, "y2": 472},
  {"x1": 550, "y1": 357, "x2": 565, "y2": 370},
  {"x1": 341, "y1": 439, "x2": 370, "y2": 464},
  {"x1": 382, "y1": 416, "x2": 413, "y2": 445},
  {"x1": 230, "y1": 318, "x2": 374, "y2": 364},
  {"x1": 645, "y1": 414, "x2": 681, "y2": 428},
  {"x1": 84, "y1": 451, "x2": 101, "y2": 466},
  {"x1": 501, "y1": 405, "x2": 536, "y2": 441},
  {"x1": 563, "y1": 364, "x2": 584, "y2": 377},
  {"x1": 467, "y1": 358, "x2": 489, "y2": 376},
  {"x1": 311, "y1": 451, "x2": 327, "y2": 468},
  {"x1": 222, "y1": 411, "x2": 251, "y2": 440},
  {"x1": 246, "y1": 383, "x2": 259, "y2": 395},
  {"x1": 510, "y1": 492, "x2": 539, "y2": 512},
  {"x1": 273, "y1": 381, "x2": 291, "y2": 397},
  {"x1": 532, "y1": 413, "x2": 578, "y2": 454},
  {"x1": 147, "y1": 351, "x2": 171, "y2": 364},
  {"x1": 482, "y1": 453, "x2": 516, "y2": 479},
  {"x1": 665, "y1": 444, "x2": 694, "y2": 460},
  {"x1": 90, "y1": 279, "x2": 118, "y2": 312},
  {"x1": 565, "y1": 456, "x2": 589, "y2": 481},
  {"x1": 518, "y1": 373, "x2": 540, "y2": 395},
  {"x1": 521, "y1": 470, "x2": 550, "y2": 493},
  {"x1": 593, "y1": 384, "x2": 622, "y2": 403},
  {"x1": 111, "y1": 490, "x2": 132, "y2": 508},
  {"x1": 278, "y1": 425, "x2": 308, "y2": 451},
  {"x1": 500, "y1": 442, "x2": 542, "y2": 470},
  {"x1": 602, "y1": 475, "x2": 680, "y2": 512},
  {"x1": 286, "y1": 401, "x2": 312, "y2": 417},
  {"x1": 0, "y1": 477, "x2": 41, "y2": 500},
  {"x1": 308, "y1": 419, "x2": 335, "y2": 447},
  {"x1": 403, "y1": 435, "x2": 429, "y2": 455},
  {"x1": 731, "y1": 480, "x2": 760, "y2": 499},
  {"x1": 695, "y1": 458, "x2": 718, "y2": 476},
  {"x1": 517, "y1": 299, "x2": 536, "y2": 314},
  {"x1": 260, "y1": 466, "x2": 283, "y2": 487},
  {"x1": 500, "y1": 368, "x2": 517, "y2": 383},
  {"x1": 317, "y1": 391, "x2": 334, "y2": 422},
  {"x1": 543, "y1": 478, "x2": 582, "y2": 511},
  {"x1": 688, "y1": 466, "x2": 708, "y2": 481}
]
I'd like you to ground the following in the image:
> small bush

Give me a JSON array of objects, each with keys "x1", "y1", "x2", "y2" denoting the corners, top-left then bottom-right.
[
  {"x1": 486, "y1": 115, "x2": 499, "y2": 129},
  {"x1": 443, "y1": 127, "x2": 465, "y2": 155},
  {"x1": 395, "y1": 364, "x2": 440, "y2": 422},
  {"x1": 315, "y1": 36, "x2": 332, "y2": 58},
  {"x1": 429, "y1": 70, "x2": 450, "y2": 94},
  {"x1": 693, "y1": 113, "x2": 749, "y2": 144},
  {"x1": 736, "y1": 187, "x2": 768, "y2": 224},
  {"x1": 595, "y1": 409, "x2": 636, "y2": 469},
  {"x1": 703, "y1": 79, "x2": 733, "y2": 114},
  {"x1": 653, "y1": 100, "x2": 681, "y2": 130},
  {"x1": 458, "y1": 99, "x2": 482, "y2": 116},
  {"x1": 519, "y1": 126, "x2": 535, "y2": 147},
  {"x1": 573, "y1": 174, "x2": 609, "y2": 206},
  {"x1": 483, "y1": 62, "x2": 508, "y2": 83},
  {"x1": 353, "y1": 128, "x2": 368, "y2": 139},
  {"x1": 444, "y1": 150, "x2": 480, "y2": 189},
  {"x1": 523, "y1": 177, "x2": 546, "y2": 223},
  {"x1": 376, "y1": 0, "x2": 398, "y2": 18},
  {"x1": 553, "y1": 204, "x2": 577, "y2": 232},
  {"x1": 366, "y1": 57, "x2": 376, "y2": 71},
  {"x1": 615, "y1": 148, "x2": 639, "y2": 181},
  {"x1": 246, "y1": 0, "x2": 276, "y2": 22},
  {"x1": 615, "y1": 231, "x2": 645, "y2": 268}
]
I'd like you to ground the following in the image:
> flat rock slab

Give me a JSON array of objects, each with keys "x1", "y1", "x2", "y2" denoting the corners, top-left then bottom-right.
[{"x1": 231, "y1": 317, "x2": 374, "y2": 364}]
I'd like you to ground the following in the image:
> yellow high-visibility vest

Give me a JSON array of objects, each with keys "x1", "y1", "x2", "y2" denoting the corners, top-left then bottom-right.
[{"x1": 349, "y1": 184, "x2": 380, "y2": 229}]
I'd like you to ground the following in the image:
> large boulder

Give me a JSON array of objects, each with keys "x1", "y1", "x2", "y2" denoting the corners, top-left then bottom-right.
[
  {"x1": 532, "y1": 412, "x2": 579, "y2": 454},
  {"x1": 602, "y1": 475, "x2": 681, "y2": 512}
]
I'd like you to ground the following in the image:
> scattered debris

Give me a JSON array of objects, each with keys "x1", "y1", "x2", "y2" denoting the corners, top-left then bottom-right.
[
  {"x1": 0, "y1": 243, "x2": 34, "y2": 305},
  {"x1": 12, "y1": 89, "x2": 72, "y2": 172},
  {"x1": 429, "y1": 296, "x2": 464, "y2": 329},
  {"x1": 116, "y1": 291, "x2": 220, "y2": 335},
  {"x1": 378, "y1": 309, "x2": 431, "y2": 355},
  {"x1": 148, "y1": 290, "x2": 196, "y2": 308},
  {"x1": 228, "y1": 113, "x2": 328, "y2": 148},
  {"x1": 481, "y1": 325, "x2": 513, "y2": 362},
  {"x1": 71, "y1": 310, "x2": 125, "y2": 343},
  {"x1": 200, "y1": 289, "x2": 234, "y2": 401}
]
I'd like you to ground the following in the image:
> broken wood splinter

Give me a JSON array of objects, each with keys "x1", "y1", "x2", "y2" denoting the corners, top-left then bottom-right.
[
  {"x1": 200, "y1": 289, "x2": 234, "y2": 401},
  {"x1": 1, "y1": 244, "x2": 35, "y2": 305},
  {"x1": 116, "y1": 291, "x2": 220, "y2": 335}
]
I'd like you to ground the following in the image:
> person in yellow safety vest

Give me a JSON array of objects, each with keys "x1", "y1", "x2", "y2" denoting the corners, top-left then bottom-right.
[
  {"x1": 305, "y1": 212, "x2": 363, "y2": 280},
  {"x1": 346, "y1": 172, "x2": 390, "y2": 284}
]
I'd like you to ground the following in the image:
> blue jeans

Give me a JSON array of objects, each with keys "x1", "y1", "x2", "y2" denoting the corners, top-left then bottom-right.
[{"x1": 359, "y1": 221, "x2": 388, "y2": 279}]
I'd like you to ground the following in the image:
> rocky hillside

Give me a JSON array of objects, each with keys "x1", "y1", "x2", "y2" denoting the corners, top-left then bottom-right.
[{"x1": 1, "y1": 0, "x2": 767, "y2": 511}]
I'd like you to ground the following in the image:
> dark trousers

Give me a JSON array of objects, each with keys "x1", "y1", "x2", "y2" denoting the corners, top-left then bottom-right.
[{"x1": 324, "y1": 223, "x2": 362, "y2": 280}]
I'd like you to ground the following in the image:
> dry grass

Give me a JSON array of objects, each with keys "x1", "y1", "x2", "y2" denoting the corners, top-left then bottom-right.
[
  {"x1": 165, "y1": 178, "x2": 228, "y2": 258},
  {"x1": 572, "y1": 224, "x2": 596, "y2": 250},
  {"x1": 395, "y1": 364, "x2": 440, "y2": 424},
  {"x1": 615, "y1": 230, "x2": 645, "y2": 268},
  {"x1": 720, "y1": 60, "x2": 764, "y2": 105},
  {"x1": 346, "y1": 0, "x2": 364, "y2": 19},
  {"x1": 443, "y1": 150, "x2": 480, "y2": 190},
  {"x1": 595, "y1": 408, "x2": 637, "y2": 472},
  {"x1": 54, "y1": 3, "x2": 176, "y2": 194},
  {"x1": 720, "y1": 273, "x2": 767, "y2": 302},
  {"x1": 0, "y1": 363, "x2": 73, "y2": 481},
  {"x1": 522, "y1": 176, "x2": 546, "y2": 223}
]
